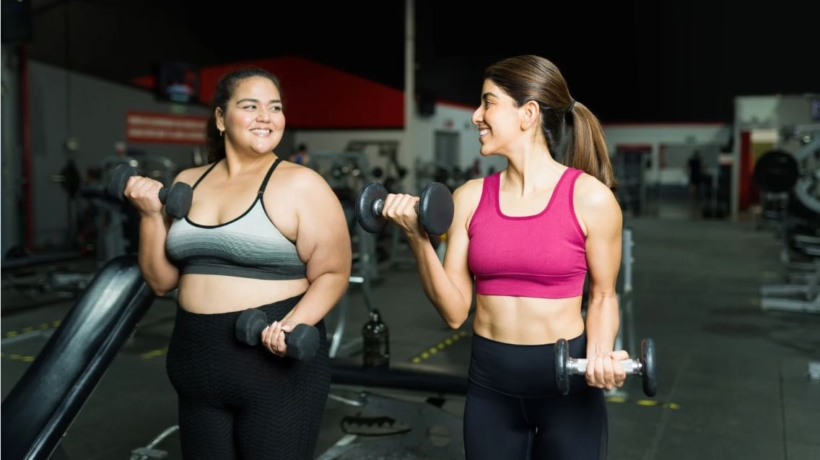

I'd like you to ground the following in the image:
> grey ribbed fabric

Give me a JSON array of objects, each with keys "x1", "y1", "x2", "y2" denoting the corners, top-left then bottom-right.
[{"x1": 166, "y1": 158, "x2": 306, "y2": 280}]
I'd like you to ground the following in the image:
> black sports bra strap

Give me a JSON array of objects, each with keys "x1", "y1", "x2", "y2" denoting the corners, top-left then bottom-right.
[
  {"x1": 258, "y1": 158, "x2": 282, "y2": 194},
  {"x1": 192, "y1": 160, "x2": 221, "y2": 190}
]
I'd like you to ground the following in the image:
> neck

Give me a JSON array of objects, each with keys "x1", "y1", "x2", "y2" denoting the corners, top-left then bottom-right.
[
  {"x1": 502, "y1": 142, "x2": 564, "y2": 196},
  {"x1": 222, "y1": 145, "x2": 277, "y2": 178}
]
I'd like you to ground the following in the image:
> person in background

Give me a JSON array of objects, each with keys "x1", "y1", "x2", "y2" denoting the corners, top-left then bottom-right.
[
  {"x1": 290, "y1": 143, "x2": 311, "y2": 167},
  {"x1": 686, "y1": 150, "x2": 705, "y2": 218}
]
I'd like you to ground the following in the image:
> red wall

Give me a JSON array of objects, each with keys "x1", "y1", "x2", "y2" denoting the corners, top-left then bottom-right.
[{"x1": 134, "y1": 57, "x2": 405, "y2": 129}]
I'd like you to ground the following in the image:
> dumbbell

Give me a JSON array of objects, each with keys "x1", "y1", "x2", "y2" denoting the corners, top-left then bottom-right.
[
  {"x1": 554, "y1": 337, "x2": 657, "y2": 397},
  {"x1": 235, "y1": 309, "x2": 320, "y2": 361},
  {"x1": 107, "y1": 164, "x2": 193, "y2": 219},
  {"x1": 355, "y1": 182, "x2": 454, "y2": 235}
]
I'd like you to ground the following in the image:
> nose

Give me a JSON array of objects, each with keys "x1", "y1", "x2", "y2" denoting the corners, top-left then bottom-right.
[
  {"x1": 256, "y1": 108, "x2": 270, "y2": 122},
  {"x1": 471, "y1": 106, "x2": 482, "y2": 125}
]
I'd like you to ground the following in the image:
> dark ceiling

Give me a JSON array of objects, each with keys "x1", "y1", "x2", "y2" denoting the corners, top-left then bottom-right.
[{"x1": 16, "y1": 0, "x2": 820, "y2": 124}]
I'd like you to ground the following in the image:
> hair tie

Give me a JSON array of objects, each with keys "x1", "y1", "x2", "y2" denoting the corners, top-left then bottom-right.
[{"x1": 568, "y1": 99, "x2": 576, "y2": 113}]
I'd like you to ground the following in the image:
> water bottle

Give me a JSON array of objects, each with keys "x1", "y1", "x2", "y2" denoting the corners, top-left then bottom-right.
[{"x1": 362, "y1": 309, "x2": 389, "y2": 368}]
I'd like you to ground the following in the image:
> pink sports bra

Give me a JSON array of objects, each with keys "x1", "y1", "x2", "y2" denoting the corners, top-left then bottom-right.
[{"x1": 467, "y1": 168, "x2": 587, "y2": 299}]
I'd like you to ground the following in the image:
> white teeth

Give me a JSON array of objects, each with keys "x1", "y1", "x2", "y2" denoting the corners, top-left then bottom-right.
[
  {"x1": 479, "y1": 129, "x2": 489, "y2": 137},
  {"x1": 251, "y1": 129, "x2": 270, "y2": 134}
]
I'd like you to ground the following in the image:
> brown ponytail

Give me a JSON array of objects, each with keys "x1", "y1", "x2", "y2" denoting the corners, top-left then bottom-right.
[
  {"x1": 484, "y1": 55, "x2": 617, "y2": 191},
  {"x1": 564, "y1": 101, "x2": 617, "y2": 191}
]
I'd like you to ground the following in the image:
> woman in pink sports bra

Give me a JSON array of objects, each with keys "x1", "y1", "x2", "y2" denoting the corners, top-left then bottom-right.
[{"x1": 381, "y1": 55, "x2": 625, "y2": 459}]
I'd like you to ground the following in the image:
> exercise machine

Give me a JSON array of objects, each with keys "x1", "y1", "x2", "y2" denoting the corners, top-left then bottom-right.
[
  {"x1": 756, "y1": 137, "x2": 820, "y2": 314},
  {"x1": 1, "y1": 255, "x2": 156, "y2": 460}
]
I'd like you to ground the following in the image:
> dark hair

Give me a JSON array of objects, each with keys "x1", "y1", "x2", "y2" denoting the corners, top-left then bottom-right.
[
  {"x1": 205, "y1": 67, "x2": 284, "y2": 163},
  {"x1": 484, "y1": 55, "x2": 616, "y2": 191}
]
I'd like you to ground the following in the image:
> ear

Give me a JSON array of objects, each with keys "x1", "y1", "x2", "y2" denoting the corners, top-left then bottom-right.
[
  {"x1": 519, "y1": 100, "x2": 540, "y2": 130},
  {"x1": 215, "y1": 107, "x2": 225, "y2": 133}
]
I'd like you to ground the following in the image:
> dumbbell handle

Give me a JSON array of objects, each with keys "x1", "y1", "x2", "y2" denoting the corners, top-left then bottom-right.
[
  {"x1": 113, "y1": 164, "x2": 169, "y2": 203},
  {"x1": 566, "y1": 358, "x2": 643, "y2": 375},
  {"x1": 372, "y1": 198, "x2": 418, "y2": 217},
  {"x1": 157, "y1": 187, "x2": 170, "y2": 204}
]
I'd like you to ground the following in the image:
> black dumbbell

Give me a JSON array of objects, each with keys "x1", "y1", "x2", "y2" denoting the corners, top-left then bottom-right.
[
  {"x1": 235, "y1": 309, "x2": 320, "y2": 361},
  {"x1": 355, "y1": 182, "x2": 454, "y2": 236},
  {"x1": 554, "y1": 337, "x2": 657, "y2": 397},
  {"x1": 107, "y1": 164, "x2": 193, "y2": 219}
]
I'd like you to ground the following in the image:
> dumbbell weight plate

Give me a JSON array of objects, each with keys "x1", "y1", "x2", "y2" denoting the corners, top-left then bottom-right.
[
  {"x1": 107, "y1": 163, "x2": 192, "y2": 219},
  {"x1": 107, "y1": 164, "x2": 137, "y2": 200},
  {"x1": 641, "y1": 338, "x2": 658, "y2": 397},
  {"x1": 235, "y1": 309, "x2": 320, "y2": 361},
  {"x1": 236, "y1": 309, "x2": 267, "y2": 346},
  {"x1": 555, "y1": 338, "x2": 570, "y2": 395},
  {"x1": 161, "y1": 182, "x2": 193, "y2": 219},
  {"x1": 355, "y1": 182, "x2": 389, "y2": 233},
  {"x1": 418, "y1": 182, "x2": 454, "y2": 236}
]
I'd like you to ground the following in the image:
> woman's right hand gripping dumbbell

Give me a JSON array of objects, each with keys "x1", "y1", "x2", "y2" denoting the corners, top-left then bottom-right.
[
  {"x1": 382, "y1": 193, "x2": 424, "y2": 240},
  {"x1": 124, "y1": 176, "x2": 166, "y2": 218}
]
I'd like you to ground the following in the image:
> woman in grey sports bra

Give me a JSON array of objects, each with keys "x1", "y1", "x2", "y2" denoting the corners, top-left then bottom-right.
[{"x1": 122, "y1": 67, "x2": 352, "y2": 460}]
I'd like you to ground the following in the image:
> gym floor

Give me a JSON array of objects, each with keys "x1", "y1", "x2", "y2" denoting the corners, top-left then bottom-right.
[{"x1": 2, "y1": 209, "x2": 819, "y2": 459}]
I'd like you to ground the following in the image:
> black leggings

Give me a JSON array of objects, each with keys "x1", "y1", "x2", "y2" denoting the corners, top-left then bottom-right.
[
  {"x1": 464, "y1": 333, "x2": 608, "y2": 460},
  {"x1": 166, "y1": 294, "x2": 331, "y2": 460}
]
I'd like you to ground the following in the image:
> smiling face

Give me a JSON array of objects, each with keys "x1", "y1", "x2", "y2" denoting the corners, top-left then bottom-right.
[
  {"x1": 471, "y1": 79, "x2": 528, "y2": 157},
  {"x1": 215, "y1": 76, "x2": 285, "y2": 156}
]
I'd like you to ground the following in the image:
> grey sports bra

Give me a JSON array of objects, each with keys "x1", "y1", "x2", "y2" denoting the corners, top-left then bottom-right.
[{"x1": 165, "y1": 157, "x2": 307, "y2": 280}]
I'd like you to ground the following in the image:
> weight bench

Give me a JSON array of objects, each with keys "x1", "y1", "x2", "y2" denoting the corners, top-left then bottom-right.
[{"x1": 1, "y1": 255, "x2": 156, "y2": 460}]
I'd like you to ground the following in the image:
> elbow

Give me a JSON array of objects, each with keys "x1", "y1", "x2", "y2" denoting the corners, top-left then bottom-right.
[
  {"x1": 587, "y1": 291, "x2": 619, "y2": 307},
  {"x1": 149, "y1": 285, "x2": 169, "y2": 297},
  {"x1": 146, "y1": 279, "x2": 176, "y2": 298},
  {"x1": 445, "y1": 308, "x2": 470, "y2": 330}
]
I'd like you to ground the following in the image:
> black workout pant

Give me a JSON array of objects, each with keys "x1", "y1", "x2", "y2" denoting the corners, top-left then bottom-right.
[
  {"x1": 165, "y1": 294, "x2": 331, "y2": 460},
  {"x1": 464, "y1": 333, "x2": 608, "y2": 460}
]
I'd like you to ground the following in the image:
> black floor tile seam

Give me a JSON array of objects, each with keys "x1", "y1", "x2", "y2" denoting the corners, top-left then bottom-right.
[
  {"x1": 642, "y1": 352, "x2": 691, "y2": 460},
  {"x1": 779, "y1": 363, "x2": 792, "y2": 460}
]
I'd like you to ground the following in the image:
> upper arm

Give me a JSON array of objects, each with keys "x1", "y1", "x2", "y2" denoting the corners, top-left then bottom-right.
[
  {"x1": 577, "y1": 176, "x2": 622, "y2": 296},
  {"x1": 443, "y1": 180, "x2": 482, "y2": 304},
  {"x1": 290, "y1": 168, "x2": 353, "y2": 282}
]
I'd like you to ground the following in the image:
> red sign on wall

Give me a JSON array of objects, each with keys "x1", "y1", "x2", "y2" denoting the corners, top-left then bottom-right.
[{"x1": 126, "y1": 111, "x2": 208, "y2": 145}]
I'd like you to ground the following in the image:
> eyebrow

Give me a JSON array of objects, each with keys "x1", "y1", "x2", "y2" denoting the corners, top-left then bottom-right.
[
  {"x1": 482, "y1": 92, "x2": 497, "y2": 101},
  {"x1": 236, "y1": 98, "x2": 281, "y2": 105}
]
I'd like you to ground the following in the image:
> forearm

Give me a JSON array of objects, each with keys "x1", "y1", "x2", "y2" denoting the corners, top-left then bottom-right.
[
  {"x1": 584, "y1": 293, "x2": 620, "y2": 355},
  {"x1": 137, "y1": 214, "x2": 178, "y2": 295},
  {"x1": 284, "y1": 272, "x2": 349, "y2": 326},
  {"x1": 409, "y1": 237, "x2": 470, "y2": 329}
]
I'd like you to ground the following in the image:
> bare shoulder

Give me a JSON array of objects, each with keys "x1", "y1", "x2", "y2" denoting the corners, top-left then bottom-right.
[
  {"x1": 452, "y1": 177, "x2": 485, "y2": 210},
  {"x1": 451, "y1": 178, "x2": 486, "y2": 230},
  {"x1": 269, "y1": 161, "x2": 341, "y2": 212},
  {"x1": 574, "y1": 173, "x2": 619, "y2": 213},
  {"x1": 574, "y1": 173, "x2": 622, "y2": 234},
  {"x1": 273, "y1": 161, "x2": 332, "y2": 194},
  {"x1": 173, "y1": 163, "x2": 215, "y2": 186}
]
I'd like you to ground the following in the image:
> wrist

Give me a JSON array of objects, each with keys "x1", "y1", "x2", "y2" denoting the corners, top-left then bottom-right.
[
  {"x1": 139, "y1": 210, "x2": 165, "y2": 220},
  {"x1": 406, "y1": 232, "x2": 432, "y2": 249},
  {"x1": 586, "y1": 342, "x2": 613, "y2": 357}
]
